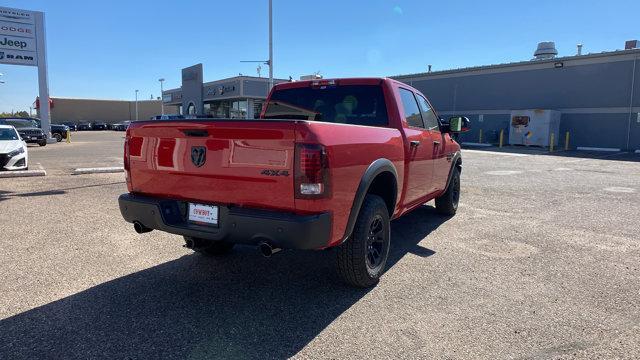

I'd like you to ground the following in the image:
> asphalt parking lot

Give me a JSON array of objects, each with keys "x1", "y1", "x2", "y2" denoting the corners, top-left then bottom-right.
[
  {"x1": 0, "y1": 133, "x2": 639, "y2": 359},
  {"x1": 24, "y1": 131, "x2": 124, "y2": 175}
]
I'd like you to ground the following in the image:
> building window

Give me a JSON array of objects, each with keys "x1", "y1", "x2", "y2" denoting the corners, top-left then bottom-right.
[
  {"x1": 253, "y1": 100, "x2": 264, "y2": 118},
  {"x1": 231, "y1": 100, "x2": 248, "y2": 119}
]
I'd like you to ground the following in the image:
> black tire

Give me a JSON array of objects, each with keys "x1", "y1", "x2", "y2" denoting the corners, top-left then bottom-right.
[
  {"x1": 184, "y1": 236, "x2": 235, "y2": 256},
  {"x1": 38, "y1": 141, "x2": 47, "y2": 147},
  {"x1": 435, "y1": 167, "x2": 460, "y2": 216},
  {"x1": 53, "y1": 133, "x2": 62, "y2": 142},
  {"x1": 336, "y1": 194, "x2": 391, "y2": 288}
]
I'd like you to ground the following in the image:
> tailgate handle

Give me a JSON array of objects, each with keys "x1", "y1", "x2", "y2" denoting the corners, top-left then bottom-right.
[{"x1": 181, "y1": 129, "x2": 209, "y2": 137}]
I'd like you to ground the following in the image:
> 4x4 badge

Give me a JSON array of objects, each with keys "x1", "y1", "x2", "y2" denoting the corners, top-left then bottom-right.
[{"x1": 191, "y1": 146, "x2": 206, "y2": 167}]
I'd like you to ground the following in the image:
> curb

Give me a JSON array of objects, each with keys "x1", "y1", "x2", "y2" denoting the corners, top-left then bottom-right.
[
  {"x1": 0, "y1": 170, "x2": 47, "y2": 178},
  {"x1": 73, "y1": 167, "x2": 124, "y2": 175},
  {"x1": 576, "y1": 147, "x2": 621, "y2": 152},
  {"x1": 462, "y1": 142, "x2": 493, "y2": 147}
]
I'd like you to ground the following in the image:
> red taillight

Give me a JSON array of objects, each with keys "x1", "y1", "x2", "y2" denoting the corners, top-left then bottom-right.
[
  {"x1": 295, "y1": 143, "x2": 329, "y2": 199},
  {"x1": 123, "y1": 136, "x2": 130, "y2": 171}
]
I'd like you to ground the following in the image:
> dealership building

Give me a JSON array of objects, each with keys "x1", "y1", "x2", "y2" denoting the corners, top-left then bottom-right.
[
  {"x1": 35, "y1": 97, "x2": 176, "y2": 124},
  {"x1": 159, "y1": 43, "x2": 640, "y2": 151},
  {"x1": 393, "y1": 41, "x2": 640, "y2": 151},
  {"x1": 162, "y1": 63, "x2": 289, "y2": 119}
]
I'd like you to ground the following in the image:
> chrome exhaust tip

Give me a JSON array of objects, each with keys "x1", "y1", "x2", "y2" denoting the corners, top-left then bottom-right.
[
  {"x1": 133, "y1": 221, "x2": 152, "y2": 234},
  {"x1": 258, "y1": 242, "x2": 282, "y2": 257}
]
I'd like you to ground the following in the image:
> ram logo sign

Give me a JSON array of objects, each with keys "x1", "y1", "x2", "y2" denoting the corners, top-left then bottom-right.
[{"x1": 0, "y1": 50, "x2": 36, "y2": 66}]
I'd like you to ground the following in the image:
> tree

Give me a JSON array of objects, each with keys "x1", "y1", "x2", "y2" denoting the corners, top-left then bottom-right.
[{"x1": 0, "y1": 111, "x2": 30, "y2": 118}]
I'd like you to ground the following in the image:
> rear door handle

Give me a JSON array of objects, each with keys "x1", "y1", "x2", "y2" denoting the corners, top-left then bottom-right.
[
  {"x1": 410, "y1": 140, "x2": 421, "y2": 147},
  {"x1": 433, "y1": 140, "x2": 441, "y2": 146}
]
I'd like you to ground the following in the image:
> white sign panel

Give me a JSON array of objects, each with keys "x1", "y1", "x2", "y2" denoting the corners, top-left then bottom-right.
[
  {"x1": 0, "y1": 7, "x2": 38, "y2": 67},
  {"x1": 0, "y1": 35, "x2": 36, "y2": 52},
  {"x1": 0, "y1": 49, "x2": 37, "y2": 66},
  {"x1": 0, "y1": 6, "x2": 50, "y2": 136},
  {"x1": 0, "y1": 20, "x2": 35, "y2": 38},
  {"x1": 0, "y1": 7, "x2": 34, "y2": 24}
]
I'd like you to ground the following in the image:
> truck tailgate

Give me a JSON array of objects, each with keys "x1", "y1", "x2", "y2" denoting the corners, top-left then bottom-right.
[{"x1": 126, "y1": 120, "x2": 296, "y2": 211}]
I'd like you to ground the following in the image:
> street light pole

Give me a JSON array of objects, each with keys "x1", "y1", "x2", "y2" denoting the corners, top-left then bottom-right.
[
  {"x1": 158, "y1": 78, "x2": 165, "y2": 115},
  {"x1": 268, "y1": 0, "x2": 273, "y2": 91},
  {"x1": 135, "y1": 89, "x2": 139, "y2": 121}
]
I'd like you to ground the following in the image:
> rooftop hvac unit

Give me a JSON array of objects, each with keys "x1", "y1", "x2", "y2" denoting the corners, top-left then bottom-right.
[{"x1": 509, "y1": 110, "x2": 561, "y2": 147}]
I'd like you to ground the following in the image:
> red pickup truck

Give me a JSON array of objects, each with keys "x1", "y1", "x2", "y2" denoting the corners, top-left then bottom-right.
[{"x1": 119, "y1": 78, "x2": 469, "y2": 287}]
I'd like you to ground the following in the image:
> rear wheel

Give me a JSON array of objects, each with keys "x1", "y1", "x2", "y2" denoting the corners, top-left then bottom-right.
[
  {"x1": 435, "y1": 167, "x2": 460, "y2": 215},
  {"x1": 336, "y1": 195, "x2": 390, "y2": 288},
  {"x1": 184, "y1": 236, "x2": 235, "y2": 256},
  {"x1": 53, "y1": 133, "x2": 62, "y2": 142},
  {"x1": 38, "y1": 140, "x2": 47, "y2": 147}
]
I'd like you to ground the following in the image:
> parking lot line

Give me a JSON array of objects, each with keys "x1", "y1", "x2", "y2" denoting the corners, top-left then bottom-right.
[
  {"x1": 0, "y1": 170, "x2": 47, "y2": 178},
  {"x1": 72, "y1": 167, "x2": 124, "y2": 175}
]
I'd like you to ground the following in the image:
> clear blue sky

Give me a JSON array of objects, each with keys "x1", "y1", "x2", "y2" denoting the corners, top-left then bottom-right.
[{"x1": 1, "y1": 0, "x2": 639, "y2": 113}]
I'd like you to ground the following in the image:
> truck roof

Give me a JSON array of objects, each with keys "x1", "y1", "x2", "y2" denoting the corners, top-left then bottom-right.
[{"x1": 273, "y1": 77, "x2": 398, "y2": 90}]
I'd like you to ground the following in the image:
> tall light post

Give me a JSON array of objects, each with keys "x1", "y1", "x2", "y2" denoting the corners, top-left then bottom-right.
[
  {"x1": 135, "y1": 89, "x2": 139, "y2": 121},
  {"x1": 240, "y1": 0, "x2": 274, "y2": 91},
  {"x1": 158, "y1": 78, "x2": 165, "y2": 115},
  {"x1": 268, "y1": 0, "x2": 273, "y2": 91}
]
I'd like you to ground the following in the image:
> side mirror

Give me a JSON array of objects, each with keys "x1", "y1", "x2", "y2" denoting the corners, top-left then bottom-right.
[{"x1": 448, "y1": 116, "x2": 470, "y2": 133}]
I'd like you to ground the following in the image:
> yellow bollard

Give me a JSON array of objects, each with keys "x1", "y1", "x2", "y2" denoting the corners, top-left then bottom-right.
[
  {"x1": 499, "y1": 129, "x2": 504, "y2": 148},
  {"x1": 479, "y1": 129, "x2": 483, "y2": 143},
  {"x1": 549, "y1": 133, "x2": 555, "y2": 152},
  {"x1": 66, "y1": 129, "x2": 71, "y2": 144},
  {"x1": 564, "y1": 131, "x2": 570, "y2": 151}
]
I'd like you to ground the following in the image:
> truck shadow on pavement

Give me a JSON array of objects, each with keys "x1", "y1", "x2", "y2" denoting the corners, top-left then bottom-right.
[
  {"x1": 0, "y1": 181, "x2": 125, "y2": 202},
  {"x1": 0, "y1": 206, "x2": 445, "y2": 359}
]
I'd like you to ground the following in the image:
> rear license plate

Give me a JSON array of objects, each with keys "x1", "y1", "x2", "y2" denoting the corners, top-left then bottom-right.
[{"x1": 188, "y1": 203, "x2": 219, "y2": 225}]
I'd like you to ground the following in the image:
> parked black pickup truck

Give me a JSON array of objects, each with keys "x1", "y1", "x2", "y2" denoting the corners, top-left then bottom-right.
[{"x1": 0, "y1": 118, "x2": 47, "y2": 146}]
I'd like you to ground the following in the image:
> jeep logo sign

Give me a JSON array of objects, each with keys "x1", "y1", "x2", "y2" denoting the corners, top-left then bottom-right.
[{"x1": 0, "y1": 36, "x2": 36, "y2": 52}]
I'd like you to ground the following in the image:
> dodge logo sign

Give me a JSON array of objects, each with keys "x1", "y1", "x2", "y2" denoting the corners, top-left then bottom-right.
[{"x1": 191, "y1": 146, "x2": 206, "y2": 167}]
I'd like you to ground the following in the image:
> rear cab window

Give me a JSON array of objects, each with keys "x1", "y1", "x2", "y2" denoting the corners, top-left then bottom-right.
[{"x1": 263, "y1": 84, "x2": 388, "y2": 127}]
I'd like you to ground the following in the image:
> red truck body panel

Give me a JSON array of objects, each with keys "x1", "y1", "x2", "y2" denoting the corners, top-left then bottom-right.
[{"x1": 124, "y1": 78, "x2": 461, "y2": 249}]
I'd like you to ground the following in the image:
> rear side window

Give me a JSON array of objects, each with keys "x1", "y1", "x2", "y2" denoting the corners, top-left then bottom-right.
[
  {"x1": 416, "y1": 94, "x2": 439, "y2": 130},
  {"x1": 399, "y1": 88, "x2": 424, "y2": 128},
  {"x1": 263, "y1": 85, "x2": 388, "y2": 127},
  {"x1": 4, "y1": 120, "x2": 30, "y2": 128}
]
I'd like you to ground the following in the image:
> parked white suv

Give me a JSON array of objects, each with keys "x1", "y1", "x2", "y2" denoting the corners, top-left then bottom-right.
[{"x1": 0, "y1": 125, "x2": 28, "y2": 171}]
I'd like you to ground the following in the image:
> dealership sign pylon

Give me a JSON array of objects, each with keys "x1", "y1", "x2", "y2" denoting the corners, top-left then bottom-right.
[{"x1": 0, "y1": 6, "x2": 51, "y2": 139}]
